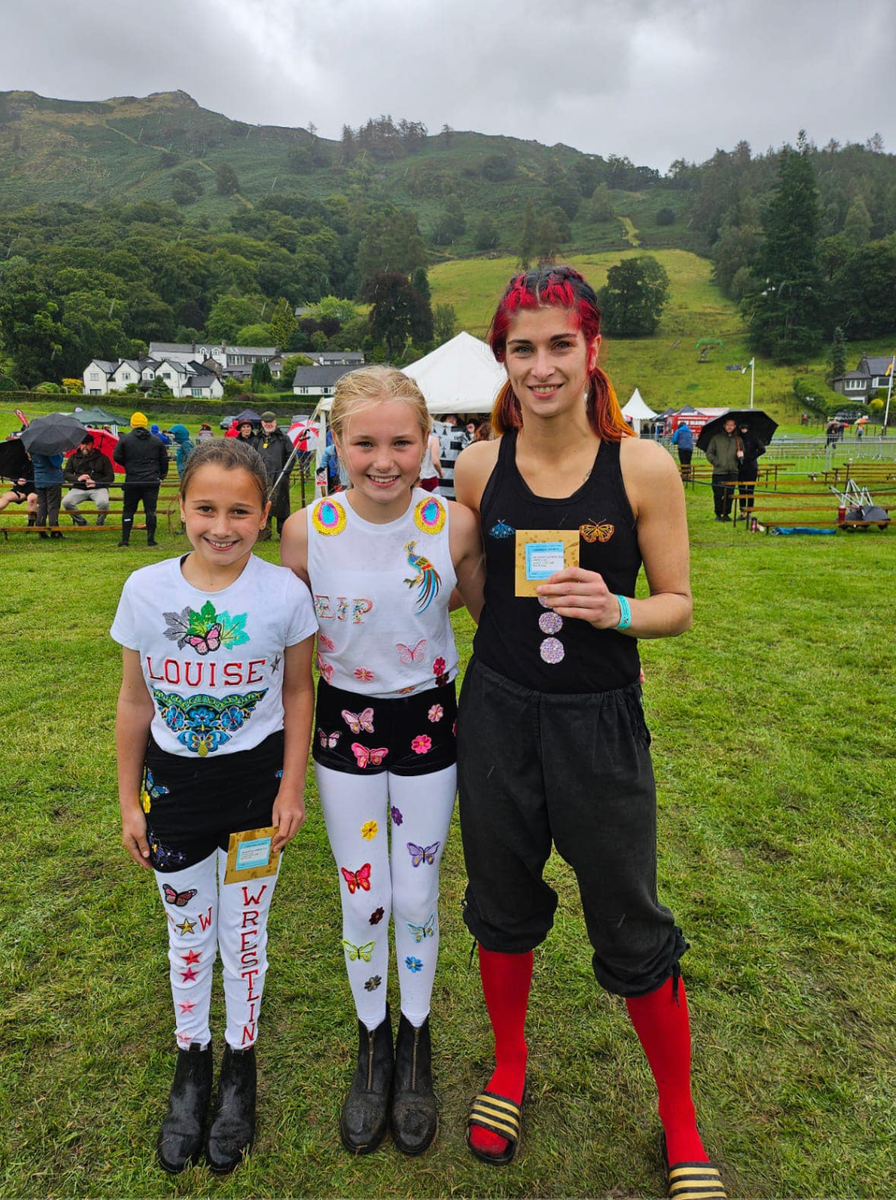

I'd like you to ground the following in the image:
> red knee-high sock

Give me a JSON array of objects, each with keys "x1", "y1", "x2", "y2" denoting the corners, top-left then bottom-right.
[
  {"x1": 626, "y1": 975, "x2": 708, "y2": 1164},
  {"x1": 469, "y1": 945, "x2": 532, "y2": 1156}
]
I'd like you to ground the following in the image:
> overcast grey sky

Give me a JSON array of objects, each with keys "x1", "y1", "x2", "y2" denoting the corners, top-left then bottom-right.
[{"x1": 4, "y1": 0, "x2": 894, "y2": 169}]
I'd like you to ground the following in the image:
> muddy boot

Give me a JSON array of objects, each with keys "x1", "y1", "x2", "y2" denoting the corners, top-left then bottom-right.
[
  {"x1": 70, "y1": 513, "x2": 88, "y2": 526},
  {"x1": 96, "y1": 511, "x2": 107, "y2": 526},
  {"x1": 340, "y1": 1006, "x2": 393, "y2": 1154},
  {"x1": 391, "y1": 1013, "x2": 437, "y2": 1155},
  {"x1": 206, "y1": 1045, "x2": 256, "y2": 1174},
  {"x1": 157, "y1": 1042, "x2": 213, "y2": 1174}
]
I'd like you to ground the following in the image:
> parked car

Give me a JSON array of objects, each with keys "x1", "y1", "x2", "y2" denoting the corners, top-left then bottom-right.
[{"x1": 219, "y1": 414, "x2": 239, "y2": 430}]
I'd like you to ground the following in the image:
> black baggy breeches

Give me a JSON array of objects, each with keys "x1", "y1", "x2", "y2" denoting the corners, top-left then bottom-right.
[{"x1": 457, "y1": 657, "x2": 686, "y2": 997}]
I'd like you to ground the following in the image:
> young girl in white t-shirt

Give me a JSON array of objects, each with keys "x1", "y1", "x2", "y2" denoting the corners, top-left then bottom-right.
[
  {"x1": 281, "y1": 366, "x2": 484, "y2": 1156},
  {"x1": 111, "y1": 438, "x2": 316, "y2": 1175}
]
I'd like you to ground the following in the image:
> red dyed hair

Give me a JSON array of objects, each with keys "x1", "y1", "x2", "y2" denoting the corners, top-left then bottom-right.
[{"x1": 488, "y1": 265, "x2": 632, "y2": 441}]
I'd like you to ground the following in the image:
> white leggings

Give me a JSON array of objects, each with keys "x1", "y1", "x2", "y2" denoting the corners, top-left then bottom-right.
[
  {"x1": 154, "y1": 849, "x2": 280, "y2": 1050},
  {"x1": 315, "y1": 763, "x2": 456, "y2": 1031}
]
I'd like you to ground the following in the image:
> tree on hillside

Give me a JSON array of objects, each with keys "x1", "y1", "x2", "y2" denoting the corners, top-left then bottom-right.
[
  {"x1": 598, "y1": 256, "x2": 670, "y2": 336},
  {"x1": 171, "y1": 168, "x2": 204, "y2": 206},
  {"x1": 148, "y1": 375, "x2": 173, "y2": 397},
  {"x1": 433, "y1": 303, "x2": 456, "y2": 345},
  {"x1": 830, "y1": 239, "x2": 896, "y2": 338},
  {"x1": 411, "y1": 267, "x2": 431, "y2": 303},
  {"x1": 748, "y1": 132, "x2": 824, "y2": 363},
  {"x1": 251, "y1": 360, "x2": 273, "y2": 388},
  {"x1": 474, "y1": 216, "x2": 499, "y2": 251},
  {"x1": 216, "y1": 164, "x2": 240, "y2": 196},
  {"x1": 828, "y1": 326, "x2": 847, "y2": 383},
  {"x1": 206, "y1": 295, "x2": 259, "y2": 341},
  {"x1": 362, "y1": 272, "x2": 432, "y2": 360},
  {"x1": 355, "y1": 207, "x2": 428, "y2": 282},
  {"x1": 236, "y1": 323, "x2": 273, "y2": 346},
  {"x1": 586, "y1": 183, "x2": 615, "y2": 223},
  {"x1": 843, "y1": 195, "x2": 872, "y2": 247},
  {"x1": 518, "y1": 200, "x2": 538, "y2": 270},
  {"x1": 269, "y1": 297, "x2": 297, "y2": 348}
]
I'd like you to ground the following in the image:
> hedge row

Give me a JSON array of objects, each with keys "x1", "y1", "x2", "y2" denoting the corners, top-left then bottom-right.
[{"x1": 0, "y1": 391, "x2": 317, "y2": 420}]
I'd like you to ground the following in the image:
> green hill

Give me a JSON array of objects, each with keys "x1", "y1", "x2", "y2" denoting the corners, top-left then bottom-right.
[{"x1": 0, "y1": 90, "x2": 700, "y2": 256}]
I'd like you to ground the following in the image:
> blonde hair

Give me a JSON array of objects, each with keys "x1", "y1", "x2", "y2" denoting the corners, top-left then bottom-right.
[{"x1": 330, "y1": 366, "x2": 431, "y2": 445}]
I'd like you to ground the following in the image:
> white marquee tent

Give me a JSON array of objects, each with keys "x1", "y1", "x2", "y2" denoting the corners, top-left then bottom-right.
[{"x1": 621, "y1": 387, "x2": 658, "y2": 434}]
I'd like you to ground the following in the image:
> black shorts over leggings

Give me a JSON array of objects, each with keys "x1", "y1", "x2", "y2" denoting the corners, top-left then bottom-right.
[
  {"x1": 143, "y1": 730, "x2": 284, "y2": 872},
  {"x1": 457, "y1": 657, "x2": 686, "y2": 998}
]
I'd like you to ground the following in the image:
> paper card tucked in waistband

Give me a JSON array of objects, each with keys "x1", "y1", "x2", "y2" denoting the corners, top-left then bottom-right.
[
  {"x1": 514, "y1": 529, "x2": 579, "y2": 597},
  {"x1": 223, "y1": 826, "x2": 281, "y2": 886}
]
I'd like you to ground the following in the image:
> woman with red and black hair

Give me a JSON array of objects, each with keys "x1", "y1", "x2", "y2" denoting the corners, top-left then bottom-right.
[{"x1": 454, "y1": 266, "x2": 725, "y2": 1195}]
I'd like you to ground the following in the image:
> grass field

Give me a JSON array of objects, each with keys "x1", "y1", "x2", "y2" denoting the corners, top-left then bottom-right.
[{"x1": 1, "y1": 480, "x2": 894, "y2": 1199}]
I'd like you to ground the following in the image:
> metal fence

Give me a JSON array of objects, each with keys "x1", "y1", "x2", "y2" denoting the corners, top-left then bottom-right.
[{"x1": 676, "y1": 436, "x2": 896, "y2": 475}]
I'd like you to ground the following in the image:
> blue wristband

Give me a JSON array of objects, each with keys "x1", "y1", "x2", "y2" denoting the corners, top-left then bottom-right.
[{"x1": 615, "y1": 594, "x2": 632, "y2": 630}]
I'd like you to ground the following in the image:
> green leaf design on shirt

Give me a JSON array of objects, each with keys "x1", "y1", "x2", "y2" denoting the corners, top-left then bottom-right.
[{"x1": 217, "y1": 610, "x2": 250, "y2": 648}]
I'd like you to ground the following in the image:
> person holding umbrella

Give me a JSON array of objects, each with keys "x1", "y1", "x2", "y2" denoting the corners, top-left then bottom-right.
[
  {"x1": 20, "y1": 413, "x2": 91, "y2": 539},
  {"x1": 704, "y1": 417, "x2": 741, "y2": 522},
  {"x1": 256, "y1": 412, "x2": 293, "y2": 541},
  {"x1": 0, "y1": 437, "x2": 38, "y2": 524},
  {"x1": 736, "y1": 421, "x2": 766, "y2": 521}
]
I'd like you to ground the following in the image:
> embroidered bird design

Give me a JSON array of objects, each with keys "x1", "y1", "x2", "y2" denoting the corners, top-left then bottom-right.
[{"x1": 403, "y1": 540, "x2": 442, "y2": 613}]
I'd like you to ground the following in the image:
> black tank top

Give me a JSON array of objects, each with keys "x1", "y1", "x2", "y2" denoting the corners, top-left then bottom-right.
[{"x1": 474, "y1": 430, "x2": 642, "y2": 693}]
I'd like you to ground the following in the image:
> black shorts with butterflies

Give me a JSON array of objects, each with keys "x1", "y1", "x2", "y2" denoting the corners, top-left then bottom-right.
[
  {"x1": 143, "y1": 730, "x2": 285, "y2": 872},
  {"x1": 313, "y1": 677, "x2": 457, "y2": 778}
]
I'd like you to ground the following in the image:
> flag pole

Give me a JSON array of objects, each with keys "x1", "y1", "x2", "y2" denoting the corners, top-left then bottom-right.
[{"x1": 884, "y1": 355, "x2": 894, "y2": 433}]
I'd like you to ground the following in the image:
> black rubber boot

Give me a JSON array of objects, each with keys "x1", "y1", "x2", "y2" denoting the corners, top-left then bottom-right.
[
  {"x1": 391, "y1": 1013, "x2": 438, "y2": 1155},
  {"x1": 157, "y1": 1042, "x2": 213, "y2": 1174},
  {"x1": 340, "y1": 1006, "x2": 394, "y2": 1154},
  {"x1": 206, "y1": 1045, "x2": 256, "y2": 1174},
  {"x1": 96, "y1": 511, "x2": 107, "y2": 526},
  {"x1": 71, "y1": 513, "x2": 88, "y2": 526}
]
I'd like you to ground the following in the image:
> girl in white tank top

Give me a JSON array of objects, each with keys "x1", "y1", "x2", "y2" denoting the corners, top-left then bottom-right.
[{"x1": 281, "y1": 367, "x2": 483, "y2": 1157}]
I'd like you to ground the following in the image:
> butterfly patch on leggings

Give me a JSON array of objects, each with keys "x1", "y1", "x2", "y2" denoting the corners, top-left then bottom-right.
[
  {"x1": 318, "y1": 729, "x2": 341, "y2": 748},
  {"x1": 407, "y1": 911, "x2": 436, "y2": 942},
  {"x1": 351, "y1": 744, "x2": 388, "y2": 769},
  {"x1": 342, "y1": 707, "x2": 374, "y2": 734},
  {"x1": 341, "y1": 863, "x2": 372, "y2": 894},
  {"x1": 407, "y1": 841, "x2": 440, "y2": 867},
  {"x1": 163, "y1": 884, "x2": 197, "y2": 908},
  {"x1": 342, "y1": 939, "x2": 375, "y2": 963}
]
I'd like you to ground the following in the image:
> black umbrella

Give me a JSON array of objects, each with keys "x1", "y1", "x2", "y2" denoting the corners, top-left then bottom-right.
[
  {"x1": 20, "y1": 413, "x2": 88, "y2": 456},
  {"x1": 236, "y1": 409, "x2": 262, "y2": 423},
  {"x1": 0, "y1": 437, "x2": 28, "y2": 481},
  {"x1": 697, "y1": 409, "x2": 778, "y2": 451}
]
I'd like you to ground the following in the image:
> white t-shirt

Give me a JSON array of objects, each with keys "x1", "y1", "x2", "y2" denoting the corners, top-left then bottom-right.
[
  {"x1": 111, "y1": 554, "x2": 316, "y2": 757},
  {"x1": 306, "y1": 489, "x2": 458, "y2": 699}
]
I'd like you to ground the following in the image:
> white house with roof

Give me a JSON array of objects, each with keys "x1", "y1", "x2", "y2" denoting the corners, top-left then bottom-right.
[
  {"x1": 833, "y1": 353, "x2": 895, "y2": 401},
  {"x1": 148, "y1": 341, "x2": 279, "y2": 371}
]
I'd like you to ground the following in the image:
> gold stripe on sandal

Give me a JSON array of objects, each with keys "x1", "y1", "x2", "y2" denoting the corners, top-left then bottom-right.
[{"x1": 466, "y1": 1088, "x2": 523, "y2": 1166}]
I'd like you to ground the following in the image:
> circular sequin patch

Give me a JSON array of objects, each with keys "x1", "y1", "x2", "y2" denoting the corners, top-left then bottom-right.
[
  {"x1": 312, "y1": 499, "x2": 347, "y2": 536},
  {"x1": 539, "y1": 637, "x2": 565, "y2": 664},
  {"x1": 537, "y1": 595, "x2": 552, "y2": 609},
  {"x1": 538, "y1": 611, "x2": 563, "y2": 635},
  {"x1": 414, "y1": 496, "x2": 446, "y2": 535}
]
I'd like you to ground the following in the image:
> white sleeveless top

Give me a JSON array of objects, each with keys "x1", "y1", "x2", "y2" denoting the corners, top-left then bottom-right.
[
  {"x1": 420, "y1": 437, "x2": 437, "y2": 482},
  {"x1": 306, "y1": 489, "x2": 459, "y2": 699}
]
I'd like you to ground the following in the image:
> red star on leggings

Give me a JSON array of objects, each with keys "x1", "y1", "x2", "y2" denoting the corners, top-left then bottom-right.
[
  {"x1": 178, "y1": 999, "x2": 197, "y2": 1014},
  {"x1": 181, "y1": 950, "x2": 201, "y2": 965},
  {"x1": 181, "y1": 967, "x2": 198, "y2": 983}
]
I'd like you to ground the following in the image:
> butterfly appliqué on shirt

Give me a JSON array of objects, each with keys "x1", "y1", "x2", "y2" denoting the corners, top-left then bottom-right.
[
  {"x1": 396, "y1": 638, "x2": 426, "y2": 666},
  {"x1": 185, "y1": 623, "x2": 221, "y2": 655},
  {"x1": 318, "y1": 729, "x2": 341, "y2": 748},
  {"x1": 489, "y1": 518, "x2": 515, "y2": 539},
  {"x1": 342, "y1": 707, "x2": 374, "y2": 734},
  {"x1": 407, "y1": 841, "x2": 440, "y2": 867}
]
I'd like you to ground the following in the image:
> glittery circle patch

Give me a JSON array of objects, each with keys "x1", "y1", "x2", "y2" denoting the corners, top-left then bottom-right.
[
  {"x1": 539, "y1": 637, "x2": 565, "y2": 664},
  {"x1": 537, "y1": 595, "x2": 552, "y2": 609},
  {"x1": 538, "y1": 610, "x2": 563, "y2": 635},
  {"x1": 414, "y1": 496, "x2": 446, "y2": 535},
  {"x1": 312, "y1": 499, "x2": 347, "y2": 536}
]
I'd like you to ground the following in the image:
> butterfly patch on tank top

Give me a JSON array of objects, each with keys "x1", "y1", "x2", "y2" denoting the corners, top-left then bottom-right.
[
  {"x1": 488, "y1": 518, "x2": 515, "y2": 539},
  {"x1": 579, "y1": 519, "x2": 614, "y2": 543}
]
